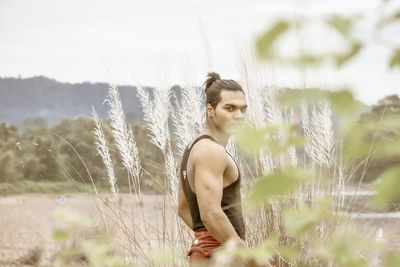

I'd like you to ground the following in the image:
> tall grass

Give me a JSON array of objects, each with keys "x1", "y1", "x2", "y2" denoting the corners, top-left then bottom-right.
[
  {"x1": 87, "y1": 57, "x2": 382, "y2": 266},
  {"x1": 105, "y1": 85, "x2": 142, "y2": 203},
  {"x1": 90, "y1": 83, "x2": 191, "y2": 266}
]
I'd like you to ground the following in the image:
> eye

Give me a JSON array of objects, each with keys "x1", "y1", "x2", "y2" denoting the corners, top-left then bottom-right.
[
  {"x1": 241, "y1": 107, "x2": 247, "y2": 113},
  {"x1": 225, "y1": 106, "x2": 233, "y2": 111}
]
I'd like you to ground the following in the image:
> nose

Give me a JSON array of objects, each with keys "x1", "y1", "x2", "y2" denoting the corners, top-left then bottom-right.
[{"x1": 233, "y1": 111, "x2": 245, "y2": 121}]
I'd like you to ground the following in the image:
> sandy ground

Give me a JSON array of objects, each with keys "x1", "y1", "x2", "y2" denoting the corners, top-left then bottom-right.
[
  {"x1": 0, "y1": 193, "x2": 190, "y2": 267},
  {"x1": 0, "y1": 194, "x2": 399, "y2": 266}
]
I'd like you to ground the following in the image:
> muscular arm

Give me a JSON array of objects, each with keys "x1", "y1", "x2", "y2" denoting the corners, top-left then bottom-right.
[
  {"x1": 178, "y1": 179, "x2": 193, "y2": 229},
  {"x1": 194, "y1": 143, "x2": 244, "y2": 245}
]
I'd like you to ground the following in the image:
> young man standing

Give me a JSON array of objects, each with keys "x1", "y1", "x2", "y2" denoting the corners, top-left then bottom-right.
[{"x1": 178, "y1": 72, "x2": 270, "y2": 267}]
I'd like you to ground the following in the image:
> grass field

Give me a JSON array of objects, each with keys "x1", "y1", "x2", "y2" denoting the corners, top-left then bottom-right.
[{"x1": 0, "y1": 193, "x2": 399, "y2": 266}]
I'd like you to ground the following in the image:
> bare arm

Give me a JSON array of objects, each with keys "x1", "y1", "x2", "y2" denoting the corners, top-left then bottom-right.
[
  {"x1": 178, "y1": 179, "x2": 193, "y2": 229},
  {"x1": 194, "y1": 143, "x2": 244, "y2": 245}
]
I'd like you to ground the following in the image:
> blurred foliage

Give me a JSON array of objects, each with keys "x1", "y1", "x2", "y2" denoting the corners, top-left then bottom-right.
[
  {"x1": 255, "y1": 2, "x2": 399, "y2": 70},
  {"x1": 246, "y1": 167, "x2": 313, "y2": 207},
  {"x1": 283, "y1": 206, "x2": 320, "y2": 239},
  {"x1": 383, "y1": 251, "x2": 400, "y2": 267},
  {"x1": 256, "y1": 20, "x2": 291, "y2": 60},
  {"x1": 351, "y1": 95, "x2": 400, "y2": 183},
  {"x1": 235, "y1": 122, "x2": 304, "y2": 157},
  {"x1": 251, "y1": 2, "x2": 400, "y2": 265},
  {"x1": 274, "y1": 89, "x2": 400, "y2": 187},
  {"x1": 232, "y1": 88, "x2": 399, "y2": 266},
  {"x1": 317, "y1": 228, "x2": 372, "y2": 267},
  {"x1": 52, "y1": 208, "x2": 126, "y2": 267},
  {"x1": 372, "y1": 166, "x2": 400, "y2": 209}
]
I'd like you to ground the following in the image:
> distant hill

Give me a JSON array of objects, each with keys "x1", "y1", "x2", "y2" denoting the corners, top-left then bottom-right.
[
  {"x1": 0, "y1": 76, "x2": 371, "y2": 127},
  {"x1": 0, "y1": 76, "x2": 183, "y2": 126}
]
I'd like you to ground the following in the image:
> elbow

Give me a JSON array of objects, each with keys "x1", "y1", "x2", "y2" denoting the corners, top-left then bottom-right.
[
  {"x1": 200, "y1": 213, "x2": 209, "y2": 225},
  {"x1": 200, "y1": 209, "x2": 222, "y2": 226}
]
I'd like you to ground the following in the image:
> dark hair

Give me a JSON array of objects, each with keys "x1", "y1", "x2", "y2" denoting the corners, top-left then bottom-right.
[{"x1": 203, "y1": 72, "x2": 244, "y2": 109}]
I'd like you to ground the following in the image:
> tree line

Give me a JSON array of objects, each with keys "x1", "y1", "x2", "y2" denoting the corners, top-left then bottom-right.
[
  {"x1": 0, "y1": 116, "x2": 164, "y2": 192},
  {"x1": 0, "y1": 94, "x2": 398, "y2": 191}
]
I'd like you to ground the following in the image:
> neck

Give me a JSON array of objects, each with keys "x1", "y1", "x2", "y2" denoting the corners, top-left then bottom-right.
[{"x1": 200, "y1": 120, "x2": 230, "y2": 147}]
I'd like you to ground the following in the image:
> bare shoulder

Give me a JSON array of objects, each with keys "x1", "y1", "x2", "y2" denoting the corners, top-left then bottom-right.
[{"x1": 191, "y1": 139, "x2": 227, "y2": 168}]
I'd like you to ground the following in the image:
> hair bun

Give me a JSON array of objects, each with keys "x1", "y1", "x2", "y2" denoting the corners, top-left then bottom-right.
[{"x1": 204, "y1": 72, "x2": 221, "y2": 91}]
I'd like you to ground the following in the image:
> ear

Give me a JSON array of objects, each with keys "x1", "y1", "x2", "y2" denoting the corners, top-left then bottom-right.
[{"x1": 206, "y1": 103, "x2": 214, "y2": 118}]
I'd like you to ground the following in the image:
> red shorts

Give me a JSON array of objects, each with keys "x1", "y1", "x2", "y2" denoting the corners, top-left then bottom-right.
[
  {"x1": 188, "y1": 228, "x2": 221, "y2": 259},
  {"x1": 187, "y1": 228, "x2": 278, "y2": 267}
]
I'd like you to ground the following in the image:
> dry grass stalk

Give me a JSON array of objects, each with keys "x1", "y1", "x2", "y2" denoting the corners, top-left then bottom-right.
[
  {"x1": 136, "y1": 85, "x2": 178, "y2": 201},
  {"x1": 106, "y1": 84, "x2": 143, "y2": 205},
  {"x1": 171, "y1": 85, "x2": 205, "y2": 158},
  {"x1": 92, "y1": 108, "x2": 119, "y2": 198},
  {"x1": 90, "y1": 55, "x2": 356, "y2": 266}
]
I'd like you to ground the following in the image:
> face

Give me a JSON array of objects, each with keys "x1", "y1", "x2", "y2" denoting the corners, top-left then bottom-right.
[{"x1": 207, "y1": 90, "x2": 247, "y2": 134}]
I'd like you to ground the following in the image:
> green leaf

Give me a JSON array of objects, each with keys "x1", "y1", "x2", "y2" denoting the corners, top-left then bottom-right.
[
  {"x1": 247, "y1": 167, "x2": 313, "y2": 206},
  {"x1": 371, "y1": 166, "x2": 400, "y2": 208},
  {"x1": 251, "y1": 237, "x2": 276, "y2": 263},
  {"x1": 234, "y1": 123, "x2": 304, "y2": 157},
  {"x1": 316, "y1": 197, "x2": 333, "y2": 217},
  {"x1": 149, "y1": 246, "x2": 175, "y2": 265},
  {"x1": 279, "y1": 244, "x2": 300, "y2": 262},
  {"x1": 383, "y1": 251, "x2": 400, "y2": 267},
  {"x1": 342, "y1": 122, "x2": 371, "y2": 161},
  {"x1": 378, "y1": 11, "x2": 400, "y2": 28},
  {"x1": 389, "y1": 48, "x2": 400, "y2": 69},
  {"x1": 53, "y1": 208, "x2": 91, "y2": 228},
  {"x1": 293, "y1": 53, "x2": 324, "y2": 66},
  {"x1": 333, "y1": 41, "x2": 362, "y2": 67},
  {"x1": 256, "y1": 20, "x2": 291, "y2": 60},
  {"x1": 277, "y1": 88, "x2": 324, "y2": 107},
  {"x1": 318, "y1": 229, "x2": 370, "y2": 267},
  {"x1": 376, "y1": 142, "x2": 400, "y2": 158},
  {"x1": 284, "y1": 207, "x2": 320, "y2": 238},
  {"x1": 52, "y1": 229, "x2": 69, "y2": 241},
  {"x1": 327, "y1": 90, "x2": 362, "y2": 116},
  {"x1": 234, "y1": 123, "x2": 269, "y2": 154},
  {"x1": 327, "y1": 15, "x2": 353, "y2": 38}
]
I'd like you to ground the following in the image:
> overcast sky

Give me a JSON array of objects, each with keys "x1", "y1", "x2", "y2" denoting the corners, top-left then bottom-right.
[{"x1": 0, "y1": 0, "x2": 399, "y2": 104}]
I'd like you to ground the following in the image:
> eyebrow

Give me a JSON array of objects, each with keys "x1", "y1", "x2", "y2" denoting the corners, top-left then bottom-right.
[{"x1": 224, "y1": 104, "x2": 248, "y2": 108}]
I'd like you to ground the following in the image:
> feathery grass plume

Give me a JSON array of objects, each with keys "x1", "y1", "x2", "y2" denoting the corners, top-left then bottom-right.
[
  {"x1": 262, "y1": 85, "x2": 292, "y2": 171},
  {"x1": 262, "y1": 85, "x2": 281, "y2": 125},
  {"x1": 136, "y1": 85, "x2": 170, "y2": 151},
  {"x1": 226, "y1": 137, "x2": 243, "y2": 174},
  {"x1": 237, "y1": 49, "x2": 297, "y2": 256},
  {"x1": 237, "y1": 47, "x2": 276, "y2": 176},
  {"x1": 257, "y1": 151, "x2": 275, "y2": 177},
  {"x1": 264, "y1": 89, "x2": 298, "y2": 169},
  {"x1": 236, "y1": 48, "x2": 346, "y2": 266},
  {"x1": 171, "y1": 85, "x2": 205, "y2": 158},
  {"x1": 335, "y1": 142, "x2": 346, "y2": 210},
  {"x1": 105, "y1": 84, "x2": 142, "y2": 202},
  {"x1": 165, "y1": 146, "x2": 178, "y2": 203},
  {"x1": 137, "y1": 85, "x2": 178, "y2": 200},
  {"x1": 92, "y1": 108, "x2": 118, "y2": 198},
  {"x1": 237, "y1": 46, "x2": 266, "y2": 129},
  {"x1": 287, "y1": 108, "x2": 298, "y2": 167},
  {"x1": 309, "y1": 101, "x2": 335, "y2": 168},
  {"x1": 301, "y1": 102, "x2": 312, "y2": 166}
]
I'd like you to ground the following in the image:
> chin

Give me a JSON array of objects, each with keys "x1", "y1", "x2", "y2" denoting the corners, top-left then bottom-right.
[{"x1": 224, "y1": 126, "x2": 237, "y2": 135}]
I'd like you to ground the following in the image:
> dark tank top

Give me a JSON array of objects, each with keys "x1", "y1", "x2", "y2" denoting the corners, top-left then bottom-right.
[{"x1": 180, "y1": 135, "x2": 245, "y2": 237}]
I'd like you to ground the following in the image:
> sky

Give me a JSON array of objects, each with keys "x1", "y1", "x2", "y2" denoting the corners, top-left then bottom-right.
[{"x1": 0, "y1": 0, "x2": 399, "y2": 104}]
